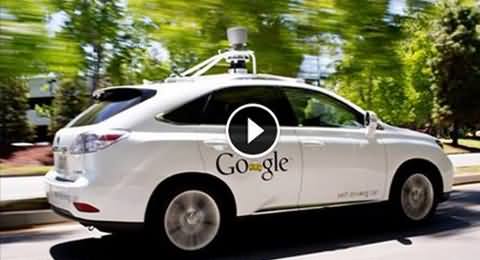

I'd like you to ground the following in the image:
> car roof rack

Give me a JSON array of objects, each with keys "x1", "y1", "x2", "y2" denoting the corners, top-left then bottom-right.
[
  {"x1": 165, "y1": 27, "x2": 256, "y2": 81},
  {"x1": 163, "y1": 73, "x2": 305, "y2": 84},
  {"x1": 164, "y1": 27, "x2": 305, "y2": 85},
  {"x1": 233, "y1": 74, "x2": 305, "y2": 83}
]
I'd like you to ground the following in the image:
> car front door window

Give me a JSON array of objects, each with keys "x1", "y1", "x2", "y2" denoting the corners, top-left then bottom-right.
[{"x1": 283, "y1": 88, "x2": 364, "y2": 129}]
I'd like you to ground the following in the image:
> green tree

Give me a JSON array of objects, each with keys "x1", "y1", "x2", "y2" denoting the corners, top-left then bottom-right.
[
  {"x1": 49, "y1": 79, "x2": 89, "y2": 134},
  {"x1": 130, "y1": 0, "x2": 303, "y2": 76},
  {"x1": 429, "y1": 1, "x2": 480, "y2": 145},
  {"x1": 52, "y1": 0, "x2": 124, "y2": 93},
  {"x1": 397, "y1": 12, "x2": 436, "y2": 128},
  {"x1": 0, "y1": 78, "x2": 35, "y2": 144},
  {"x1": 324, "y1": 0, "x2": 415, "y2": 125},
  {"x1": 52, "y1": 0, "x2": 168, "y2": 90},
  {"x1": 0, "y1": 0, "x2": 81, "y2": 79},
  {"x1": 105, "y1": 18, "x2": 170, "y2": 85}
]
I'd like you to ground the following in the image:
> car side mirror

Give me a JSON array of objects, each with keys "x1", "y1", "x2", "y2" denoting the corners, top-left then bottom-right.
[{"x1": 365, "y1": 111, "x2": 378, "y2": 138}]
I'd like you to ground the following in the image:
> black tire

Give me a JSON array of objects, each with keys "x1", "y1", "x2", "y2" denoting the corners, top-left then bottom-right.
[
  {"x1": 146, "y1": 183, "x2": 229, "y2": 256},
  {"x1": 390, "y1": 171, "x2": 438, "y2": 224}
]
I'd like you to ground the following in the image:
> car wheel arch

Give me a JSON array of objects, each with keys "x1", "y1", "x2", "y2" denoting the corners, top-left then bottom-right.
[
  {"x1": 144, "y1": 171, "x2": 237, "y2": 223},
  {"x1": 389, "y1": 158, "x2": 444, "y2": 201}
]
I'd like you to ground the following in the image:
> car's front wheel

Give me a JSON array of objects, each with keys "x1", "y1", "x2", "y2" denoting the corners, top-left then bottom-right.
[{"x1": 391, "y1": 172, "x2": 437, "y2": 223}]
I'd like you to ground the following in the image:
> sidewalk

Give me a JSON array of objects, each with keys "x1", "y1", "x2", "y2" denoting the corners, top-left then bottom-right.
[
  {"x1": 448, "y1": 153, "x2": 480, "y2": 167},
  {"x1": 0, "y1": 176, "x2": 45, "y2": 201}
]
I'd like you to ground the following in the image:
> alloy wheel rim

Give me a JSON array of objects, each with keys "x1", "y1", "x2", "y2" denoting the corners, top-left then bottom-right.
[
  {"x1": 164, "y1": 190, "x2": 220, "y2": 251},
  {"x1": 400, "y1": 174, "x2": 434, "y2": 221}
]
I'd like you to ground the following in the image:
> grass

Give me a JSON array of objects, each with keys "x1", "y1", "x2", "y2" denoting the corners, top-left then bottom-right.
[
  {"x1": 458, "y1": 139, "x2": 480, "y2": 149},
  {"x1": 0, "y1": 198, "x2": 49, "y2": 212},
  {"x1": 442, "y1": 138, "x2": 480, "y2": 154},
  {"x1": 0, "y1": 164, "x2": 51, "y2": 177},
  {"x1": 455, "y1": 165, "x2": 480, "y2": 175}
]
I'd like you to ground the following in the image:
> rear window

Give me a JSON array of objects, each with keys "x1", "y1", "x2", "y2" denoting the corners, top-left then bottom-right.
[{"x1": 68, "y1": 88, "x2": 156, "y2": 127}]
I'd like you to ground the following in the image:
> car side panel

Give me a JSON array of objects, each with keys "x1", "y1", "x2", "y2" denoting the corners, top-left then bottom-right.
[
  {"x1": 196, "y1": 125, "x2": 303, "y2": 215},
  {"x1": 380, "y1": 131, "x2": 454, "y2": 200}
]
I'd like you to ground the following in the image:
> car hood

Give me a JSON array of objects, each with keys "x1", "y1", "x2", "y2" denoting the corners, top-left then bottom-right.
[{"x1": 381, "y1": 123, "x2": 437, "y2": 141}]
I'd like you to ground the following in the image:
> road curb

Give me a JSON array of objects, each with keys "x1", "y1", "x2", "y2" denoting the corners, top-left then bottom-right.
[
  {"x1": 0, "y1": 173, "x2": 47, "y2": 178},
  {"x1": 453, "y1": 173, "x2": 480, "y2": 186},
  {"x1": 0, "y1": 209, "x2": 70, "y2": 230}
]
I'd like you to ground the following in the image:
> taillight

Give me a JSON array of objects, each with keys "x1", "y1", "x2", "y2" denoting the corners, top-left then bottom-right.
[
  {"x1": 70, "y1": 129, "x2": 129, "y2": 154},
  {"x1": 73, "y1": 202, "x2": 100, "y2": 213}
]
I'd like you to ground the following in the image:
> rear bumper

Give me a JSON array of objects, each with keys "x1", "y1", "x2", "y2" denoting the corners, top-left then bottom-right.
[
  {"x1": 51, "y1": 205, "x2": 143, "y2": 233},
  {"x1": 45, "y1": 169, "x2": 147, "y2": 223}
]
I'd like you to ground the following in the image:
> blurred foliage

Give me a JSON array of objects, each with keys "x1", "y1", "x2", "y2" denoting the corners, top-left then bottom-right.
[
  {"x1": 52, "y1": 0, "x2": 130, "y2": 93},
  {"x1": 48, "y1": 0, "x2": 172, "y2": 92},
  {"x1": 105, "y1": 17, "x2": 171, "y2": 85},
  {"x1": 127, "y1": 0, "x2": 436, "y2": 125},
  {"x1": 429, "y1": 0, "x2": 480, "y2": 143},
  {"x1": 49, "y1": 79, "x2": 89, "y2": 134},
  {"x1": 398, "y1": 11, "x2": 436, "y2": 127},
  {"x1": 129, "y1": 0, "x2": 303, "y2": 76},
  {"x1": 327, "y1": 0, "x2": 416, "y2": 125},
  {"x1": 0, "y1": 78, "x2": 35, "y2": 144},
  {"x1": 0, "y1": 0, "x2": 81, "y2": 78},
  {"x1": 1, "y1": 0, "x2": 480, "y2": 135}
]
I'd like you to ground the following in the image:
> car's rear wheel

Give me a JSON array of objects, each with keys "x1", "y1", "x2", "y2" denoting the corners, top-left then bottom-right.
[
  {"x1": 148, "y1": 185, "x2": 227, "y2": 255},
  {"x1": 391, "y1": 172, "x2": 437, "y2": 223},
  {"x1": 164, "y1": 190, "x2": 221, "y2": 251}
]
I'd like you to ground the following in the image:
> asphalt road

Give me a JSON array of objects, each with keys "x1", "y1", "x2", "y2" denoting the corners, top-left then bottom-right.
[{"x1": 1, "y1": 183, "x2": 480, "y2": 260}]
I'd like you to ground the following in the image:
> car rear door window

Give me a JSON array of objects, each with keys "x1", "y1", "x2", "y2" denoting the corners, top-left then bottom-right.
[
  {"x1": 162, "y1": 86, "x2": 297, "y2": 126},
  {"x1": 161, "y1": 95, "x2": 209, "y2": 124},
  {"x1": 202, "y1": 86, "x2": 297, "y2": 126}
]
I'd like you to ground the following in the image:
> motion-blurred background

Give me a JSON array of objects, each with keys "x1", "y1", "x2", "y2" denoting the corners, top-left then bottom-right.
[{"x1": 1, "y1": 0, "x2": 480, "y2": 174}]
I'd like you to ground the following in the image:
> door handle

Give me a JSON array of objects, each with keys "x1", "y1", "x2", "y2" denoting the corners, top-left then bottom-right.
[
  {"x1": 301, "y1": 140, "x2": 326, "y2": 148},
  {"x1": 203, "y1": 139, "x2": 228, "y2": 151}
]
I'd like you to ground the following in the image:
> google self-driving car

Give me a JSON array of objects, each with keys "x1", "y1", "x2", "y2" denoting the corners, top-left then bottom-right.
[{"x1": 45, "y1": 27, "x2": 454, "y2": 253}]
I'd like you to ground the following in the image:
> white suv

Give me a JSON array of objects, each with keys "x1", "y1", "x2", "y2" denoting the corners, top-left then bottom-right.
[{"x1": 45, "y1": 29, "x2": 453, "y2": 253}]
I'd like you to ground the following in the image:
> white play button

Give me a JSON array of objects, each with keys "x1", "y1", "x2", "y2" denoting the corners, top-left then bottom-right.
[
  {"x1": 247, "y1": 118, "x2": 264, "y2": 144},
  {"x1": 226, "y1": 103, "x2": 280, "y2": 158}
]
